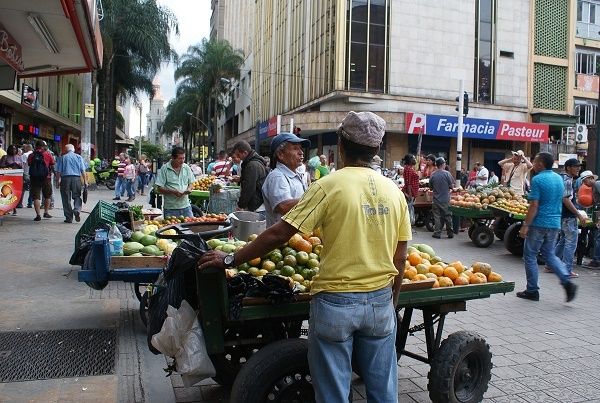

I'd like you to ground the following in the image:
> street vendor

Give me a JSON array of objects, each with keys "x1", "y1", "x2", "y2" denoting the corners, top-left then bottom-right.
[
  {"x1": 262, "y1": 132, "x2": 310, "y2": 227},
  {"x1": 155, "y1": 146, "x2": 195, "y2": 218},
  {"x1": 199, "y1": 111, "x2": 411, "y2": 403},
  {"x1": 421, "y1": 154, "x2": 436, "y2": 178},
  {"x1": 498, "y1": 150, "x2": 532, "y2": 196},
  {"x1": 231, "y1": 140, "x2": 268, "y2": 212}
]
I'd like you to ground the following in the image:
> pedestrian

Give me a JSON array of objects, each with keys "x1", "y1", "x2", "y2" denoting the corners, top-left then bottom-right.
[
  {"x1": 137, "y1": 157, "x2": 150, "y2": 195},
  {"x1": 499, "y1": 150, "x2": 532, "y2": 196},
  {"x1": 230, "y1": 140, "x2": 268, "y2": 212},
  {"x1": 371, "y1": 155, "x2": 382, "y2": 174},
  {"x1": 155, "y1": 147, "x2": 195, "y2": 218},
  {"x1": 296, "y1": 161, "x2": 311, "y2": 189},
  {"x1": 583, "y1": 170, "x2": 600, "y2": 268},
  {"x1": 488, "y1": 170, "x2": 499, "y2": 186},
  {"x1": 55, "y1": 144, "x2": 87, "y2": 223},
  {"x1": 474, "y1": 162, "x2": 489, "y2": 186},
  {"x1": 28, "y1": 140, "x2": 55, "y2": 221},
  {"x1": 189, "y1": 159, "x2": 203, "y2": 178},
  {"x1": 429, "y1": 157, "x2": 455, "y2": 239},
  {"x1": 209, "y1": 150, "x2": 231, "y2": 178},
  {"x1": 124, "y1": 157, "x2": 136, "y2": 202},
  {"x1": 517, "y1": 152, "x2": 577, "y2": 302},
  {"x1": 0, "y1": 145, "x2": 23, "y2": 215},
  {"x1": 198, "y1": 111, "x2": 410, "y2": 403},
  {"x1": 546, "y1": 158, "x2": 587, "y2": 278},
  {"x1": 314, "y1": 154, "x2": 330, "y2": 180},
  {"x1": 262, "y1": 132, "x2": 310, "y2": 227},
  {"x1": 421, "y1": 154, "x2": 436, "y2": 178},
  {"x1": 113, "y1": 153, "x2": 127, "y2": 200}
]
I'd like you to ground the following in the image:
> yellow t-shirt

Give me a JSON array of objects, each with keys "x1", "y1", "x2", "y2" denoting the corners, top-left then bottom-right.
[{"x1": 283, "y1": 167, "x2": 412, "y2": 294}]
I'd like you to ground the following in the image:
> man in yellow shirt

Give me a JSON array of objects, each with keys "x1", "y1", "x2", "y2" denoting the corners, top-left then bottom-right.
[{"x1": 199, "y1": 111, "x2": 411, "y2": 402}]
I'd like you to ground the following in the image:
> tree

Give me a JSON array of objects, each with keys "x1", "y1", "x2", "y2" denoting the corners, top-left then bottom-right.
[
  {"x1": 96, "y1": 0, "x2": 178, "y2": 159},
  {"x1": 171, "y1": 38, "x2": 244, "y2": 156}
]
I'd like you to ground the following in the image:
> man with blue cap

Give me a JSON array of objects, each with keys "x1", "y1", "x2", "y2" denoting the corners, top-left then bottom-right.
[{"x1": 262, "y1": 132, "x2": 310, "y2": 227}]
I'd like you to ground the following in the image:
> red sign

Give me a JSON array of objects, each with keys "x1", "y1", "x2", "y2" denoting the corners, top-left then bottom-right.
[
  {"x1": 0, "y1": 24, "x2": 24, "y2": 72},
  {"x1": 496, "y1": 121, "x2": 549, "y2": 142},
  {"x1": 0, "y1": 170, "x2": 23, "y2": 216},
  {"x1": 267, "y1": 116, "x2": 278, "y2": 137}
]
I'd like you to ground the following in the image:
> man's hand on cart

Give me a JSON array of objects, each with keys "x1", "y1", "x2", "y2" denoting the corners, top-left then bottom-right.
[
  {"x1": 518, "y1": 223, "x2": 528, "y2": 238},
  {"x1": 198, "y1": 250, "x2": 228, "y2": 271}
]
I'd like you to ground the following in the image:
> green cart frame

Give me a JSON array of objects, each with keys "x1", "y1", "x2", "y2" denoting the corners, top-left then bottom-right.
[
  {"x1": 195, "y1": 267, "x2": 514, "y2": 402},
  {"x1": 449, "y1": 206, "x2": 497, "y2": 248}
]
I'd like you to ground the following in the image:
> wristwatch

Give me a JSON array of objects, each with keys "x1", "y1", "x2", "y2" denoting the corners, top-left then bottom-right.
[{"x1": 223, "y1": 253, "x2": 236, "y2": 268}]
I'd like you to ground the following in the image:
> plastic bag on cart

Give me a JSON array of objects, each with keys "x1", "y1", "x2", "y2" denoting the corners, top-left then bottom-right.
[
  {"x1": 147, "y1": 235, "x2": 209, "y2": 354},
  {"x1": 69, "y1": 233, "x2": 94, "y2": 266},
  {"x1": 151, "y1": 300, "x2": 215, "y2": 386}
]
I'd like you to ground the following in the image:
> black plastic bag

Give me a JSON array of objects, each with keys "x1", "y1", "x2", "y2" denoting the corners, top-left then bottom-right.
[
  {"x1": 146, "y1": 235, "x2": 209, "y2": 354},
  {"x1": 69, "y1": 234, "x2": 94, "y2": 266},
  {"x1": 226, "y1": 273, "x2": 296, "y2": 320}
]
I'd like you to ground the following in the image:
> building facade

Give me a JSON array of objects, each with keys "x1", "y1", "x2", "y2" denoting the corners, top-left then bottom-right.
[{"x1": 146, "y1": 80, "x2": 166, "y2": 148}]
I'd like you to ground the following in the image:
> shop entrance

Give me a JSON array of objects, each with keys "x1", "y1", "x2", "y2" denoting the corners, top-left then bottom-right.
[{"x1": 484, "y1": 152, "x2": 504, "y2": 178}]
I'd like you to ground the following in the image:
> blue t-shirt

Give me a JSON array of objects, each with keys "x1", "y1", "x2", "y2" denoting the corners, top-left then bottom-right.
[{"x1": 528, "y1": 169, "x2": 565, "y2": 229}]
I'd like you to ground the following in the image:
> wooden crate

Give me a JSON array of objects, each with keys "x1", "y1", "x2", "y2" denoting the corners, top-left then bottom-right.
[{"x1": 110, "y1": 255, "x2": 168, "y2": 269}]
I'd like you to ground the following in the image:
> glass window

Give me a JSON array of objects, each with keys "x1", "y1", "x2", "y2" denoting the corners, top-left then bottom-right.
[
  {"x1": 370, "y1": 0, "x2": 386, "y2": 25},
  {"x1": 475, "y1": 0, "x2": 495, "y2": 104},
  {"x1": 352, "y1": 0, "x2": 368, "y2": 23},
  {"x1": 352, "y1": 22, "x2": 368, "y2": 43},
  {"x1": 350, "y1": 42, "x2": 367, "y2": 90},
  {"x1": 369, "y1": 45, "x2": 385, "y2": 92},
  {"x1": 591, "y1": 4, "x2": 596, "y2": 23},
  {"x1": 578, "y1": 1, "x2": 583, "y2": 22}
]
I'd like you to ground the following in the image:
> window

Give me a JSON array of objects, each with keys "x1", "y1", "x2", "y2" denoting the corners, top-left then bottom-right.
[
  {"x1": 346, "y1": 0, "x2": 389, "y2": 92},
  {"x1": 575, "y1": 101, "x2": 596, "y2": 124},
  {"x1": 475, "y1": 0, "x2": 496, "y2": 104},
  {"x1": 578, "y1": 1, "x2": 598, "y2": 23},
  {"x1": 575, "y1": 51, "x2": 599, "y2": 74}
]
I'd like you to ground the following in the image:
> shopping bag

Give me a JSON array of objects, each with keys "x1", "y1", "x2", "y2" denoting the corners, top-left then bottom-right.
[
  {"x1": 407, "y1": 198, "x2": 416, "y2": 226},
  {"x1": 82, "y1": 184, "x2": 88, "y2": 204}
]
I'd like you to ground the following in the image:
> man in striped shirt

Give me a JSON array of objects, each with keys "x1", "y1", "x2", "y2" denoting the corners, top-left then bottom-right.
[{"x1": 209, "y1": 150, "x2": 231, "y2": 178}]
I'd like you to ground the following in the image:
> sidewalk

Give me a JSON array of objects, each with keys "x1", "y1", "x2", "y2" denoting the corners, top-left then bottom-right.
[{"x1": 0, "y1": 187, "x2": 173, "y2": 403}]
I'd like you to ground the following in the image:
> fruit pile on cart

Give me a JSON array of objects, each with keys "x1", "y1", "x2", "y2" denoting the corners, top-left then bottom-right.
[{"x1": 188, "y1": 175, "x2": 240, "y2": 215}]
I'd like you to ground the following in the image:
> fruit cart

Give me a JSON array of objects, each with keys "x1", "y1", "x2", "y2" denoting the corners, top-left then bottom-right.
[
  {"x1": 449, "y1": 206, "x2": 496, "y2": 247},
  {"x1": 488, "y1": 206, "x2": 526, "y2": 256},
  {"x1": 413, "y1": 189, "x2": 434, "y2": 231},
  {"x1": 193, "y1": 264, "x2": 514, "y2": 403},
  {"x1": 189, "y1": 189, "x2": 210, "y2": 212}
]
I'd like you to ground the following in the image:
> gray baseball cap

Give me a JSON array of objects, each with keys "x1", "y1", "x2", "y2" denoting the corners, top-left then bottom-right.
[{"x1": 338, "y1": 111, "x2": 386, "y2": 148}]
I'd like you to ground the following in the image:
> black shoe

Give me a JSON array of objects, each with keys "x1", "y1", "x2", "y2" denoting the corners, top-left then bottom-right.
[
  {"x1": 516, "y1": 290, "x2": 539, "y2": 301},
  {"x1": 27, "y1": 205, "x2": 32, "y2": 208},
  {"x1": 43, "y1": 213, "x2": 52, "y2": 218},
  {"x1": 113, "y1": 197, "x2": 121, "y2": 201},
  {"x1": 64, "y1": 219, "x2": 72, "y2": 223},
  {"x1": 447, "y1": 233, "x2": 454, "y2": 239},
  {"x1": 564, "y1": 282, "x2": 577, "y2": 302},
  {"x1": 432, "y1": 234, "x2": 441, "y2": 239},
  {"x1": 74, "y1": 211, "x2": 80, "y2": 222},
  {"x1": 34, "y1": 215, "x2": 41, "y2": 222}
]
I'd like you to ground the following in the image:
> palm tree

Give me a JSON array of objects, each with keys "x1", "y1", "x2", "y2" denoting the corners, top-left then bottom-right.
[
  {"x1": 96, "y1": 0, "x2": 178, "y2": 158},
  {"x1": 172, "y1": 38, "x2": 244, "y2": 156}
]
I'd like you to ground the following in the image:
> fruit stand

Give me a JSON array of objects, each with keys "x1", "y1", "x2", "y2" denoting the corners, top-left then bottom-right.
[{"x1": 449, "y1": 206, "x2": 496, "y2": 247}]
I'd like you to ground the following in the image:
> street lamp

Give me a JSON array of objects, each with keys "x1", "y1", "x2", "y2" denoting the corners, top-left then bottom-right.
[
  {"x1": 186, "y1": 112, "x2": 210, "y2": 172},
  {"x1": 137, "y1": 103, "x2": 143, "y2": 159}
]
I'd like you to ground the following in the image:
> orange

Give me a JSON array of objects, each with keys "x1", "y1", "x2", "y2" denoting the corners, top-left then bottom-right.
[
  {"x1": 443, "y1": 267, "x2": 459, "y2": 281},
  {"x1": 407, "y1": 252, "x2": 422, "y2": 266},
  {"x1": 404, "y1": 266, "x2": 417, "y2": 280},
  {"x1": 449, "y1": 261, "x2": 465, "y2": 273},
  {"x1": 429, "y1": 265, "x2": 444, "y2": 277}
]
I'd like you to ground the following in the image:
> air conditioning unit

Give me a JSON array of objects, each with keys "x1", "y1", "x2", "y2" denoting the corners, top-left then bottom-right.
[{"x1": 576, "y1": 124, "x2": 588, "y2": 143}]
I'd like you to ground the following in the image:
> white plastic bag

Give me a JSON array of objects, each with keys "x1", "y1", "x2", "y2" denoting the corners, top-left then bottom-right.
[{"x1": 151, "y1": 300, "x2": 216, "y2": 386}]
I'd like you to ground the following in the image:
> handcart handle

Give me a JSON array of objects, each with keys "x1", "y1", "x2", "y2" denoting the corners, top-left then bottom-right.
[{"x1": 155, "y1": 221, "x2": 233, "y2": 240}]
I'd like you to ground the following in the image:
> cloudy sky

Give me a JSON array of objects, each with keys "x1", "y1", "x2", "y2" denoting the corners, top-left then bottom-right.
[{"x1": 128, "y1": 0, "x2": 211, "y2": 138}]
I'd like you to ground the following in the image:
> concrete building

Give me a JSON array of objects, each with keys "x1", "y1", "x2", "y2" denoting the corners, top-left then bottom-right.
[
  {"x1": 217, "y1": 0, "x2": 600, "y2": 175},
  {"x1": 146, "y1": 78, "x2": 166, "y2": 148}
]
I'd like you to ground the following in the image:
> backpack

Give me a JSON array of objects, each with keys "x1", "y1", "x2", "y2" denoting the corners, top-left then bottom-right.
[
  {"x1": 29, "y1": 151, "x2": 49, "y2": 178},
  {"x1": 578, "y1": 183, "x2": 593, "y2": 208}
]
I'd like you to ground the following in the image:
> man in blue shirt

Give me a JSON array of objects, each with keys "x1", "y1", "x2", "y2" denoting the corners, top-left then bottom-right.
[
  {"x1": 262, "y1": 133, "x2": 310, "y2": 227},
  {"x1": 518, "y1": 152, "x2": 577, "y2": 302},
  {"x1": 55, "y1": 144, "x2": 87, "y2": 223}
]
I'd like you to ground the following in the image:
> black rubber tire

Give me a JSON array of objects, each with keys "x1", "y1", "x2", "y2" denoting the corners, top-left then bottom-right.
[
  {"x1": 493, "y1": 218, "x2": 509, "y2": 240},
  {"x1": 191, "y1": 204, "x2": 203, "y2": 217},
  {"x1": 85, "y1": 281, "x2": 108, "y2": 290},
  {"x1": 105, "y1": 179, "x2": 116, "y2": 190},
  {"x1": 139, "y1": 292, "x2": 148, "y2": 327},
  {"x1": 426, "y1": 213, "x2": 435, "y2": 232},
  {"x1": 230, "y1": 338, "x2": 314, "y2": 403},
  {"x1": 428, "y1": 331, "x2": 492, "y2": 403},
  {"x1": 503, "y1": 222, "x2": 523, "y2": 256},
  {"x1": 468, "y1": 225, "x2": 476, "y2": 240},
  {"x1": 470, "y1": 225, "x2": 494, "y2": 248},
  {"x1": 415, "y1": 212, "x2": 425, "y2": 227}
]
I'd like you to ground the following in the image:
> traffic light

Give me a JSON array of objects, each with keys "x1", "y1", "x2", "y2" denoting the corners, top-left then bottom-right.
[{"x1": 455, "y1": 92, "x2": 469, "y2": 116}]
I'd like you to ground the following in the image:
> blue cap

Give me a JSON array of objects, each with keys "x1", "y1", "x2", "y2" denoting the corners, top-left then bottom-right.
[{"x1": 270, "y1": 132, "x2": 310, "y2": 155}]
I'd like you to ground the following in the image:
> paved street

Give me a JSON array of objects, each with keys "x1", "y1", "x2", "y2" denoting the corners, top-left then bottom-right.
[{"x1": 1, "y1": 188, "x2": 600, "y2": 402}]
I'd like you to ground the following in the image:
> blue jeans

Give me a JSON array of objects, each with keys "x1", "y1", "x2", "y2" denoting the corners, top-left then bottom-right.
[
  {"x1": 163, "y1": 206, "x2": 193, "y2": 218},
  {"x1": 115, "y1": 176, "x2": 124, "y2": 198},
  {"x1": 125, "y1": 178, "x2": 135, "y2": 197},
  {"x1": 308, "y1": 287, "x2": 397, "y2": 403},
  {"x1": 554, "y1": 217, "x2": 578, "y2": 274},
  {"x1": 593, "y1": 227, "x2": 600, "y2": 262},
  {"x1": 523, "y1": 226, "x2": 570, "y2": 292}
]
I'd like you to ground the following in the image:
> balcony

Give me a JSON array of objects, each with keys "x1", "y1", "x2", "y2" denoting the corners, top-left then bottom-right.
[
  {"x1": 577, "y1": 21, "x2": 600, "y2": 40},
  {"x1": 575, "y1": 73, "x2": 599, "y2": 92}
]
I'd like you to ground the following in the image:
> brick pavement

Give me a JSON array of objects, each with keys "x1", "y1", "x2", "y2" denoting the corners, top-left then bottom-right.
[{"x1": 170, "y1": 227, "x2": 600, "y2": 402}]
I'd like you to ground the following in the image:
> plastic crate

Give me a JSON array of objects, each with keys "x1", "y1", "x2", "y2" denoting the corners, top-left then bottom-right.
[
  {"x1": 207, "y1": 187, "x2": 240, "y2": 214},
  {"x1": 75, "y1": 201, "x2": 119, "y2": 250}
]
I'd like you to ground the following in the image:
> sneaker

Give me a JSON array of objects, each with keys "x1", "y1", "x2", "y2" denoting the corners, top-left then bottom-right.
[
  {"x1": 74, "y1": 211, "x2": 80, "y2": 222},
  {"x1": 63, "y1": 219, "x2": 72, "y2": 223},
  {"x1": 126, "y1": 196, "x2": 135, "y2": 202},
  {"x1": 113, "y1": 197, "x2": 121, "y2": 201},
  {"x1": 27, "y1": 205, "x2": 32, "y2": 208},
  {"x1": 516, "y1": 290, "x2": 539, "y2": 301},
  {"x1": 447, "y1": 233, "x2": 454, "y2": 239},
  {"x1": 432, "y1": 234, "x2": 441, "y2": 239},
  {"x1": 43, "y1": 213, "x2": 52, "y2": 218},
  {"x1": 544, "y1": 266, "x2": 553, "y2": 273},
  {"x1": 585, "y1": 261, "x2": 600, "y2": 268},
  {"x1": 34, "y1": 215, "x2": 41, "y2": 221},
  {"x1": 564, "y1": 282, "x2": 577, "y2": 302},
  {"x1": 569, "y1": 272, "x2": 579, "y2": 278}
]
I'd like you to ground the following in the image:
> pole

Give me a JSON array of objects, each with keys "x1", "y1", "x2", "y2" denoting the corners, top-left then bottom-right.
[
  {"x1": 596, "y1": 74, "x2": 600, "y2": 172},
  {"x1": 290, "y1": 117, "x2": 294, "y2": 133},
  {"x1": 81, "y1": 72, "x2": 92, "y2": 164},
  {"x1": 138, "y1": 104, "x2": 142, "y2": 158},
  {"x1": 456, "y1": 79, "x2": 464, "y2": 188}
]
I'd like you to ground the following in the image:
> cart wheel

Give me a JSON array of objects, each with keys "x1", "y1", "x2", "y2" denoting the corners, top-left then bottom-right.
[
  {"x1": 139, "y1": 291, "x2": 148, "y2": 327},
  {"x1": 191, "y1": 204, "x2": 203, "y2": 217},
  {"x1": 427, "y1": 331, "x2": 492, "y2": 403},
  {"x1": 85, "y1": 281, "x2": 108, "y2": 290},
  {"x1": 426, "y1": 213, "x2": 435, "y2": 232},
  {"x1": 133, "y1": 283, "x2": 147, "y2": 302},
  {"x1": 470, "y1": 226, "x2": 494, "y2": 248},
  {"x1": 415, "y1": 213, "x2": 425, "y2": 227},
  {"x1": 503, "y1": 222, "x2": 523, "y2": 256},
  {"x1": 230, "y1": 339, "x2": 314, "y2": 403},
  {"x1": 467, "y1": 225, "x2": 476, "y2": 240},
  {"x1": 493, "y1": 218, "x2": 509, "y2": 240}
]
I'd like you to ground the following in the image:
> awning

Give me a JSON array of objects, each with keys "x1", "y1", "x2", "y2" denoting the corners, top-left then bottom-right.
[
  {"x1": 530, "y1": 113, "x2": 578, "y2": 127},
  {"x1": 0, "y1": 0, "x2": 102, "y2": 78}
]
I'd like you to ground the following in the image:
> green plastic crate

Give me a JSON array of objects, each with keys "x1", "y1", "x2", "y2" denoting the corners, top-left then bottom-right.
[{"x1": 75, "y1": 201, "x2": 118, "y2": 251}]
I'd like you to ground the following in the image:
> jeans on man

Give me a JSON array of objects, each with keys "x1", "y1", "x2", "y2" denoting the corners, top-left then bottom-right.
[
  {"x1": 592, "y1": 226, "x2": 600, "y2": 262},
  {"x1": 60, "y1": 176, "x2": 82, "y2": 221},
  {"x1": 523, "y1": 226, "x2": 571, "y2": 292},
  {"x1": 307, "y1": 287, "x2": 397, "y2": 403},
  {"x1": 125, "y1": 179, "x2": 135, "y2": 198},
  {"x1": 115, "y1": 176, "x2": 124, "y2": 198},
  {"x1": 554, "y1": 217, "x2": 578, "y2": 274},
  {"x1": 432, "y1": 202, "x2": 453, "y2": 236},
  {"x1": 163, "y1": 206, "x2": 193, "y2": 218}
]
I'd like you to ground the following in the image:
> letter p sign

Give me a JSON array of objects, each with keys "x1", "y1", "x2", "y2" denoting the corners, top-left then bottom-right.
[{"x1": 406, "y1": 113, "x2": 426, "y2": 134}]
